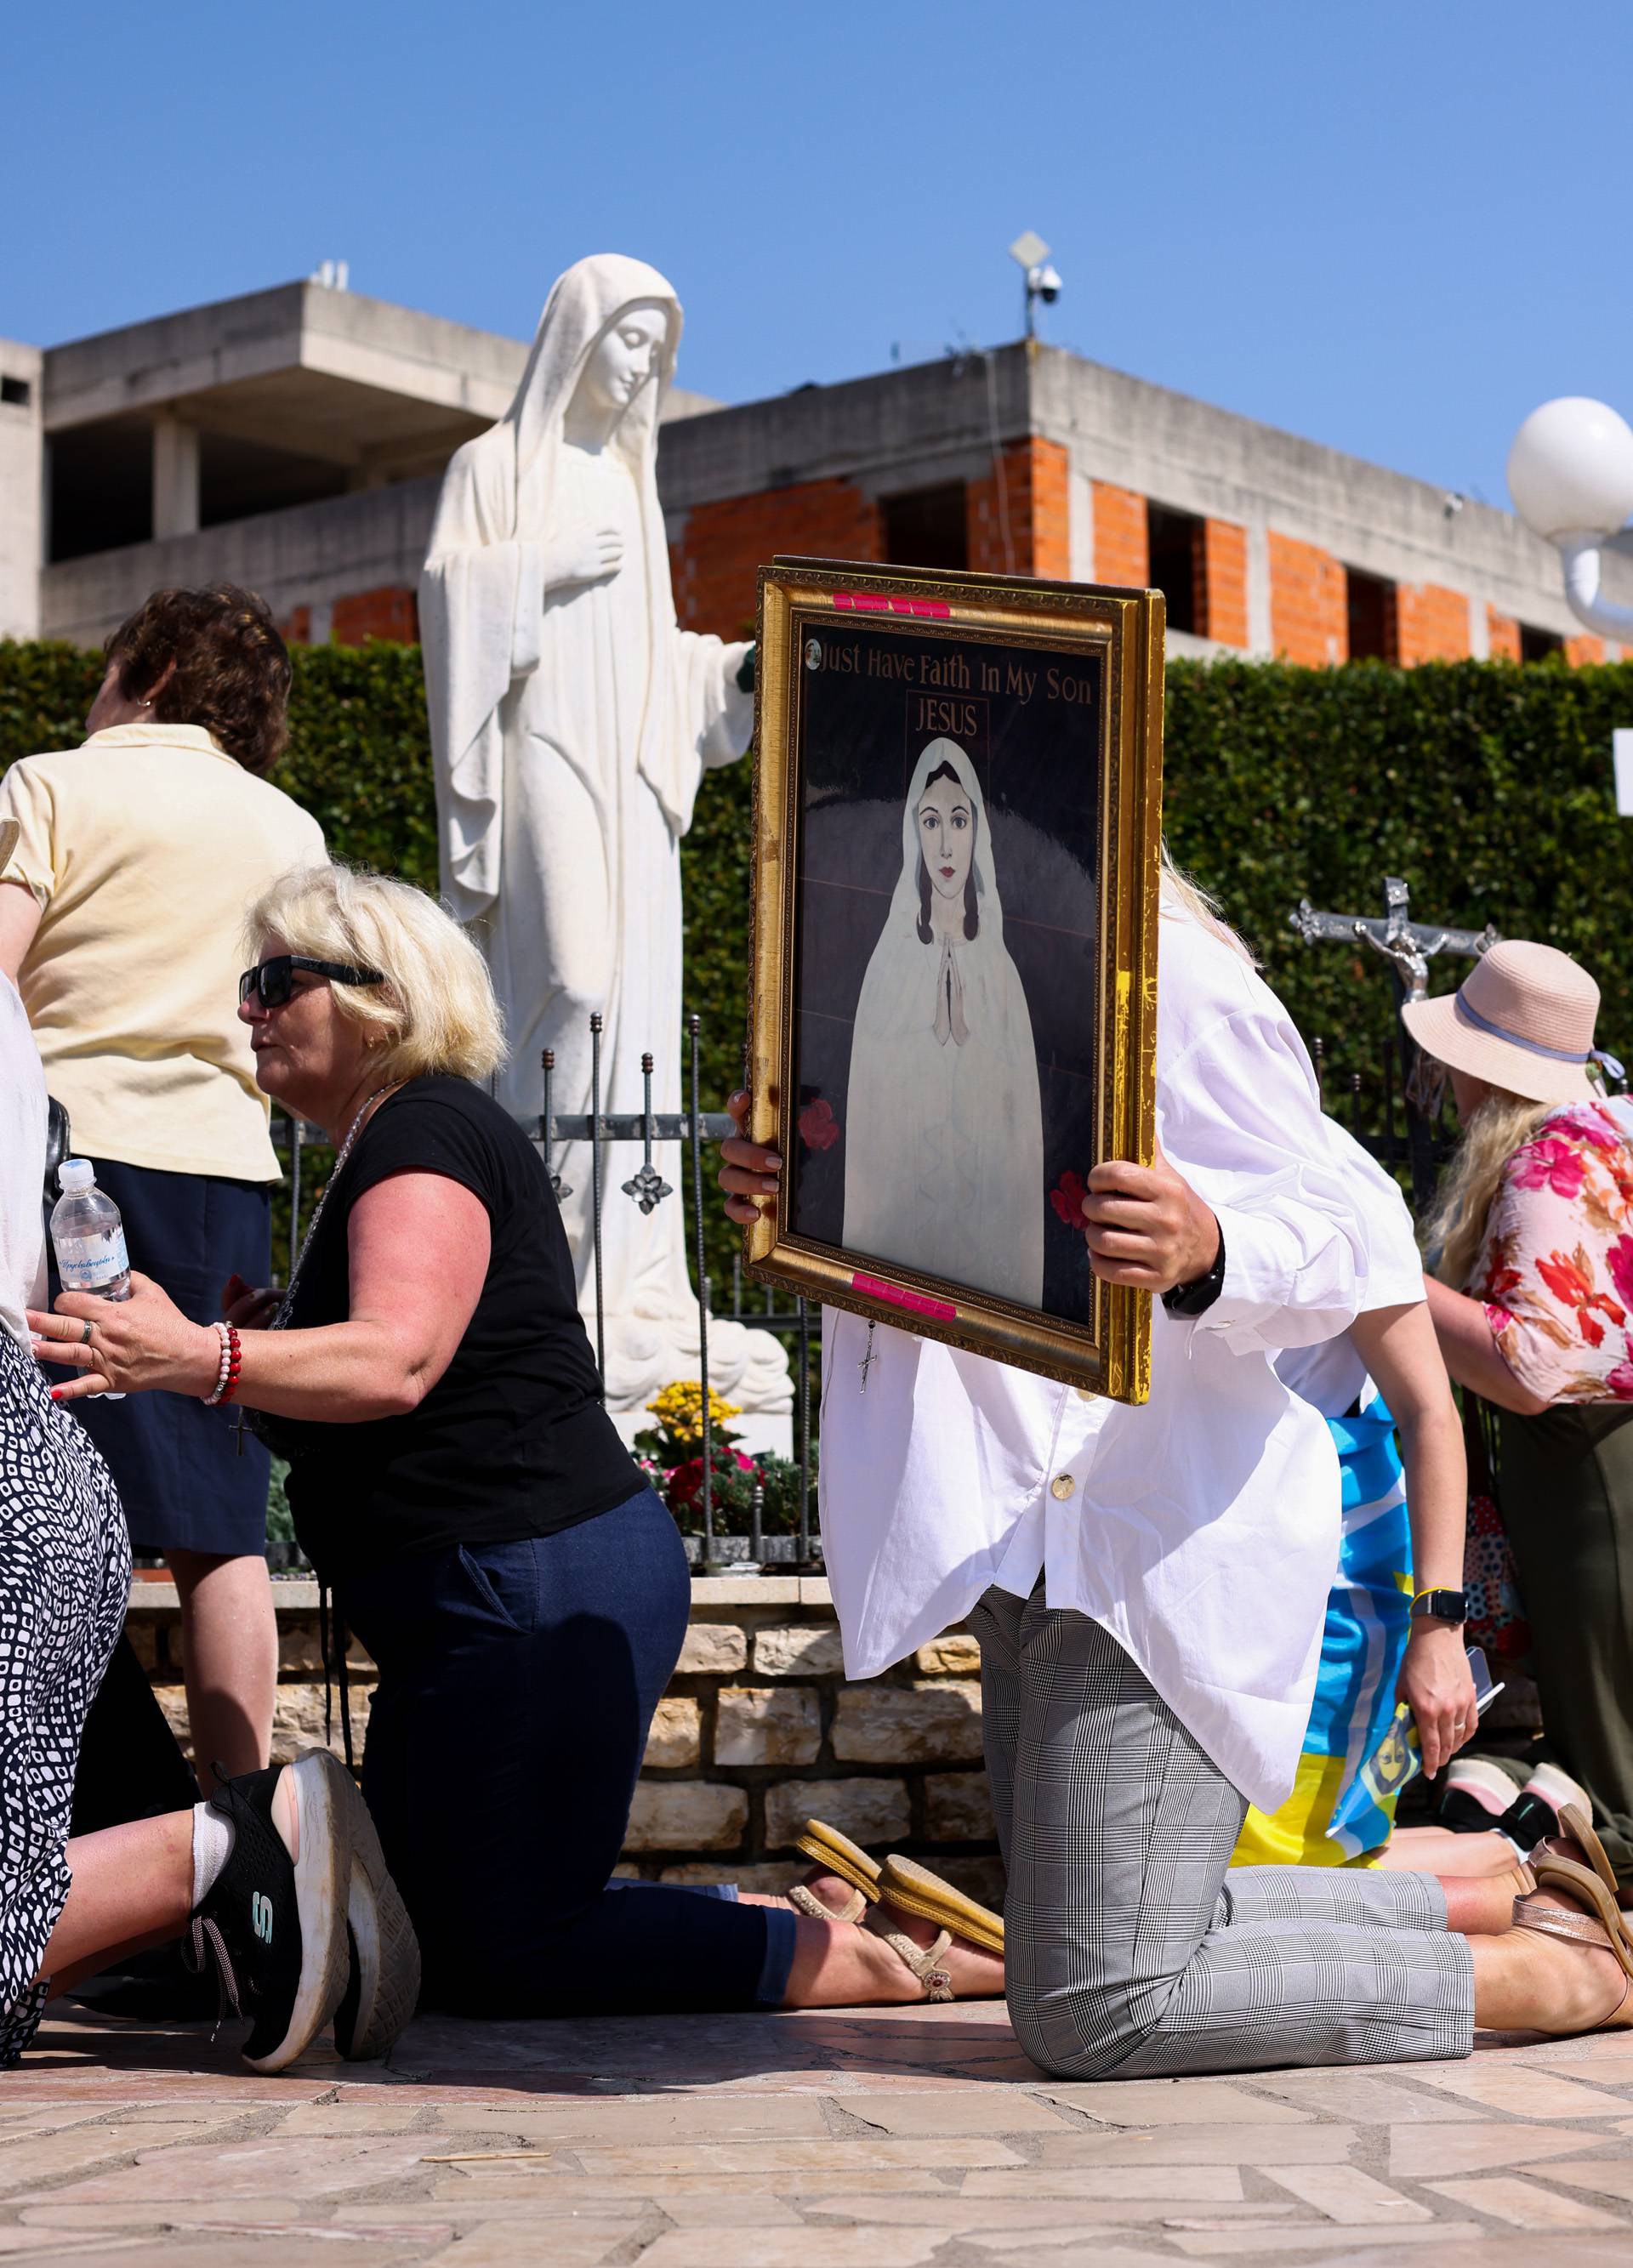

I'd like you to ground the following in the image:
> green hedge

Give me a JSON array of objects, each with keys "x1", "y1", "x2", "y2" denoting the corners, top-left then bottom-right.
[{"x1": 8, "y1": 639, "x2": 1633, "y2": 1288}]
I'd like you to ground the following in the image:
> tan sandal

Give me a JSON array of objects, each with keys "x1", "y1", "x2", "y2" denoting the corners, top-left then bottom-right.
[
  {"x1": 878, "y1": 1853, "x2": 1004, "y2": 1957},
  {"x1": 793, "y1": 1819, "x2": 882, "y2": 1906},
  {"x1": 862, "y1": 1904, "x2": 955, "y2": 2001},
  {"x1": 1511, "y1": 1856, "x2": 1633, "y2": 2030},
  {"x1": 1559, "y1": 1803, "x2": 1620, "y2": 1898},
  {"x1": 788, "y1": 1879, "x2": 871, "y2": 1925}
]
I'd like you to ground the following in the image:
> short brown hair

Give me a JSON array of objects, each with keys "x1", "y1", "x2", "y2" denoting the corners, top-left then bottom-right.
[{"x1": 105, "y1": 585, "x2": 292, "y2": 776}]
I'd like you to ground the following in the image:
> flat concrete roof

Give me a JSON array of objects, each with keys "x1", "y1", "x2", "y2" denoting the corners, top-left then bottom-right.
[{"x1": 40, "y1": 281, "x2": 720, "y2": 474}]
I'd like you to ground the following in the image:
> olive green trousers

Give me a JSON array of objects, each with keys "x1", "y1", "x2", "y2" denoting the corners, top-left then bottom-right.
[{"x1": 1498, "y1": 1399, "x2": 1633, "y2": 1881}]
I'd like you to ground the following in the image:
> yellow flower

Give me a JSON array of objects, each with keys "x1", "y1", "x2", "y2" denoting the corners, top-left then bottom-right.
[{"x1": 646, "y1": 1379, "x2": 743, "y2": 1446}]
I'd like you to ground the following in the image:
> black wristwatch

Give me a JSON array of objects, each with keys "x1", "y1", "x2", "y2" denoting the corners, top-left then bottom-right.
[
  {"x1": 1162, "y1": 1222, "x2": 1226, "y2": 1318},
  {"x1": 1409, "y1": 1589, "x2": 1469, "y2": 1626}
]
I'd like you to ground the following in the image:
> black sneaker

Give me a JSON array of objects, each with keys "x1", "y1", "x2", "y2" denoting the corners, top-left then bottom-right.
[
  {"x1": 189, "y1": 1749, "x2": 353, "y2": 2073},
  {"x1": 332, "y1": 1787, "x2": 421, "y2": 2062}
]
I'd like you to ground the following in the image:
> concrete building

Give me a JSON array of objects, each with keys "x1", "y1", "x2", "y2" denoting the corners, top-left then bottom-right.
[{"x1": 3, "y1": 276, "x2": 1627, "y2": 664}]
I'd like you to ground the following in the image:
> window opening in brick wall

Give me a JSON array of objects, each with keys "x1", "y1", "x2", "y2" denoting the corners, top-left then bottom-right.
[
  {"x1": 0, "y1": 375, "x2": 31, "y2": 408},
  {"x1": 880, "y1": 482, "x2": 968, "y2": 571},
  {"x1": 1346, "y1": 567, "x2": 1398, "y2": 662},
  {"x1": 1519, "y1": 622, "x2": 1564, "y2": 662},
  {"x1": 1146, "y1": 505, "x2": 1202, "y2": 635}
]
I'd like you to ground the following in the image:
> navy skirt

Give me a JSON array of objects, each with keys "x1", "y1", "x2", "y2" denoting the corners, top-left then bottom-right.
[{"x1": 48, "y1": 1157, "x2": 272, "y2": 1558}]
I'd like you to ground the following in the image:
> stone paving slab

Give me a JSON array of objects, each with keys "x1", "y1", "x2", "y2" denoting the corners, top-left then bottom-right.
[{"x1": 6, "y1": 2002, "x2": 1633, "y2": 2264}]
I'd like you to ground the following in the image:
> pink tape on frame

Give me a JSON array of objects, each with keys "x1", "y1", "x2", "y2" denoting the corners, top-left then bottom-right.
[
  {"x1": 851, "y1": 1272, "x2": 958, "y2": 1322},
  {"x1": 832, "y1": 591, "x2": 952, "y2": 620}
]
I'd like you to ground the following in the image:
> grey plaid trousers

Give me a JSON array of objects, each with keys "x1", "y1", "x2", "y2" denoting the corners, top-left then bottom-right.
[{"x1": 972, "y1": 1585, "x2": 1475, "y2": 2079}]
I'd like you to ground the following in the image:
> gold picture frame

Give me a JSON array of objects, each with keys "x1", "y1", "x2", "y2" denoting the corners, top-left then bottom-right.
[{"x1": 744, "y1": 556, "x2": 1164, "y2": 1404}]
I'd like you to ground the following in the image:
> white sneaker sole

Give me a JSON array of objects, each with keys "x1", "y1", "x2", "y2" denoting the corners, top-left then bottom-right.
[
  {"x1": 336, "y1": 1787, "x2": 421, "y2": 2061},
  {"x1": 241, "y1": 1749, "x2": 354, "y2": 2075}
]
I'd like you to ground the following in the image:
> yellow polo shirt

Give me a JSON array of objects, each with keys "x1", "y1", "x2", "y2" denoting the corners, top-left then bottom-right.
[{"x1": 0, "y1": 723, "x2": 327, "y2": 1182}]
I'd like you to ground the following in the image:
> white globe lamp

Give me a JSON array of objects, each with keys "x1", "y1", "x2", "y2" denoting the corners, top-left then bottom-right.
[
  {"x1": 1508, "y1": 396, "x2": 1633, "y2": 643},
  {"x1": 1507, "y1": 397, "x2": 1633, "y2": 541}
]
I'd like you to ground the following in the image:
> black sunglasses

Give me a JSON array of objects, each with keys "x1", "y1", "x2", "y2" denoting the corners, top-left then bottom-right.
[{"x1": 238, "y1": 954, "x2": 384, "y2": 1009}]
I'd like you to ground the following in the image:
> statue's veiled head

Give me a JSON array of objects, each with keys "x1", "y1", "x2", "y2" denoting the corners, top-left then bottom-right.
[
  {"x1": 569, "y1": 299, "x2": 671, "y2": 435},
  {"x1": 509, "y1": 255, "x2": 684, "y2": 488}
]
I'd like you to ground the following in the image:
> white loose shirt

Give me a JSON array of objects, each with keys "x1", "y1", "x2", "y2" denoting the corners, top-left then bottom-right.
[
  {"x1": 1276, "y1": 1122, "x2": 1429, "y2": 1421},
  {"x1": 817, "y1": 901, "x2": 1374, "y2": 1815}
]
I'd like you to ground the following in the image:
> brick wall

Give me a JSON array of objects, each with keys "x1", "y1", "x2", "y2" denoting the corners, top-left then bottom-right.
[
  {"x1": 1090, "y1": 480, "x2": 1148, "y2": 588},
  {"x1": 967, "y1": 438, "x2": 1071, "y2": 580},
  {"x1": 1395, "y1": 583, "x2": 1471, "y2": 665},
  {"x1": 1567, "y1": 632, "x2": 1607, "y2": 667},
  {"x1": 670, "y1": 479, "x2": 880, "y2": 641},
  {"x1": 131, "y1": 1577, "x2": 1004, "y2": 1909},
  {"x1": 1269, "y1": 533, "x2": 1347, "y2": 664},
  {"x1": 331, "y1": 586, "x2": 419, "y2": 646},
  {"x1": 1487, "y1": 608, "x2": 1522, "y2": 662},
  {"x1": 1199, "y1": 519, "x2": 1249, "y2": 648}
]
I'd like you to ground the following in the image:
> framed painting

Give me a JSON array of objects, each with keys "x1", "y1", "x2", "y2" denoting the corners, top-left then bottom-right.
[{"x1": 744, "y1": 555, "x2": 1164, "y2": 1403}]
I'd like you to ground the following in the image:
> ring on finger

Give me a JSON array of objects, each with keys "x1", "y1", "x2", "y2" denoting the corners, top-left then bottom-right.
[{"x1": 79, "y1": 1319, "x2": 94, "y2": 1345}]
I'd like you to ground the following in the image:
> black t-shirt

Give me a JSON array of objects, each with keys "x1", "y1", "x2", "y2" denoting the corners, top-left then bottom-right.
[{"x1": 277, "y1": 1076, "x2": 638, "y2": 1579}]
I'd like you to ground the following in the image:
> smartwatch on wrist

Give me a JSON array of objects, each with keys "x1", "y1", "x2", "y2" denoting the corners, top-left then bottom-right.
[
  {"x1": 1409, "y1": 1588, "x2": 1468, "y2": 1626},
  {"x1": 1162, "y1": 1222, "x2": 1226, "y2": 1319}
]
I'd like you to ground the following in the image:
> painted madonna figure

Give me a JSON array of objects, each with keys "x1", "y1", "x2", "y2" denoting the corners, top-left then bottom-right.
[
  {"x1": 844, "y1": 740, "x2": 1044, "y2": 1308},
  {"x1": 420, "y1": 254, "x2": 789, "y2": 1418}
]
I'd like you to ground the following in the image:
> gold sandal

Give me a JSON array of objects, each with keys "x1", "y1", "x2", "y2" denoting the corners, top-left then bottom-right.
[
  {"x1": 879, "y1": 1854, "x2": 1004, "y2": 1957},
  {"x1": 792, "y1": 1819, "x2": 882, "y2": 1906},
  {"x1": 790, "y1": 1819, "x2": 1004, "y2": 1955}
]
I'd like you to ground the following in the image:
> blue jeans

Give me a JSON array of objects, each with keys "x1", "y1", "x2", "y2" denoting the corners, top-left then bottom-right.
[{"x1": 339, "y1": 1488, "x2": 795, "y2": 2015}]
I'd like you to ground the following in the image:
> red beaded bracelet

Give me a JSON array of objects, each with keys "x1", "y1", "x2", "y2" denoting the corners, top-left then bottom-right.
[{"x1": 202, "y1": 1321, "x2": 243, "y2": 1407}]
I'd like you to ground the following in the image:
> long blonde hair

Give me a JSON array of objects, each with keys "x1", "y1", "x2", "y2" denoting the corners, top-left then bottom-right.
[
  {"x1": 1159, "y1": 843, "x2": 1256, "y2": 964},
  {"x1": 1421, "y1": 1086, "x2": 1551, "y2": 1287}
]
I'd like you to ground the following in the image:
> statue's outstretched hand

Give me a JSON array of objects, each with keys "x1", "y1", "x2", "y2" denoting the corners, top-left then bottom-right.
[
  {"x1": 720, "y1": 1089, "x2": 782, "y2": 1227},
  {"x1": 543, "y1": 522, "x2": 624, "y2": 589}
]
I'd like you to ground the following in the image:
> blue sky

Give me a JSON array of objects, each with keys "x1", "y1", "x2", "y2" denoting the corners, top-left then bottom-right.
[{"x1": 10, "y1": 2, "x2": 1629, "y2": 509}]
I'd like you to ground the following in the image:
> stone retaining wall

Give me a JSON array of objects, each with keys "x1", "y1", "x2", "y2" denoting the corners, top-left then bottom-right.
[{"x1": 128, "y1": 1573, "x2": 1004, "y2": 1907}]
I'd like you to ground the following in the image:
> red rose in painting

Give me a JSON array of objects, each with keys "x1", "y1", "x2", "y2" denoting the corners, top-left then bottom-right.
[
  {"x1": 1050, "y1": 1169, "x2": 1087, "y2": 1229},
  {"x1": 798, "y1": 1097, "x2": 840, "y2": 1152}
]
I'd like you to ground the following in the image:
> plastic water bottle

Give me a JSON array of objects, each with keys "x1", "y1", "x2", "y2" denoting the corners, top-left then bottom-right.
[{"x1": 49, "y1": 1158, "x2": 129, "y2": 1399}]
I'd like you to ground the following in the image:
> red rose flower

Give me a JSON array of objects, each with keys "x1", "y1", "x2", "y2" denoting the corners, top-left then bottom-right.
[
  {"x1": 668, "y1": 1450, "x2": 758, "y2": 1509},
  {"x1": 798, "y1": 1097, "x2": 840, "y2": 1152},
  {"x1": 1050, "y1": 1169, "x2": 1088, "y2": 1229}
]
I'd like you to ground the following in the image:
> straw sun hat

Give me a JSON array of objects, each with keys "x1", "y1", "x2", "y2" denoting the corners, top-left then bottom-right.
[{"x1": 1401, "y1": 938, "x2": 1620, "y2": 1106}]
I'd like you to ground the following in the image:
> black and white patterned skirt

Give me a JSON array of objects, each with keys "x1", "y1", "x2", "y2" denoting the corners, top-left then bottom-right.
[{"x1": 0, "y1": 1329, "x2": 129, "y2": 2065}]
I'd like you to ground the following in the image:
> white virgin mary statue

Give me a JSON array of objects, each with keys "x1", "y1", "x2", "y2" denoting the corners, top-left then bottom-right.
[
  {"x1": 843, "y1": 740, "x2": 1044, "y2": 1309},
  {"x1": 419, "y1": 253, "x2": 789, "y2": 1420}
]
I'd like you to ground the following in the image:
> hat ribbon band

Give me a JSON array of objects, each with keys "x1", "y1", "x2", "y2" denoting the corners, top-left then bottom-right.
[{"x1": 1453, "y1": 991, "x2": 1624, "y2": 1083}]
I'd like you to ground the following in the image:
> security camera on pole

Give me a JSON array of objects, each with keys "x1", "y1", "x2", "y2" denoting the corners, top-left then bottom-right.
[{"x1": 1008, "y1": 231, "x2": 1062, "y2": 339}]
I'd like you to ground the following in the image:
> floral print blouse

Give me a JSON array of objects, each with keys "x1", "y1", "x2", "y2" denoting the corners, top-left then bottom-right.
[{"x1": 1470, "y1": 1099, "x2": 1633, "y2": 1403}]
